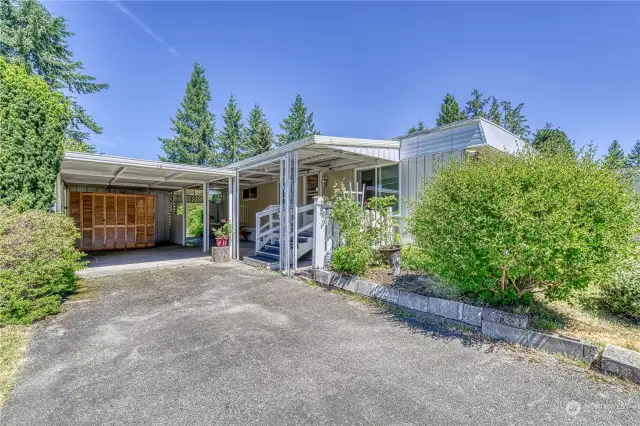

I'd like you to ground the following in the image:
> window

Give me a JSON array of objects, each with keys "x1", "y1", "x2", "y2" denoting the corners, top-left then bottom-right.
[
  {"x1": 356, "y1": 165, "x2": 399, "y2": 210},
  {"x1": 242, "y1": 186, "x2": 257, "y2": 200}
]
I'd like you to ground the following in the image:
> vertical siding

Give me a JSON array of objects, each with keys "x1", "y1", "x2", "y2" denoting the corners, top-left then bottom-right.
[
  {"x1": 399, "y1": 149, "x2": 465, "y2": 244},
  {"x1": 325, "y1": 169, "x2": 355, "y2": 199}
]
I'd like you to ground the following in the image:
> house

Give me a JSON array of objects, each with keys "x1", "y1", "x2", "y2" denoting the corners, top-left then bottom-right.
[{"x1": 56, "y1": 118, "x2": 523, "y2": 274}]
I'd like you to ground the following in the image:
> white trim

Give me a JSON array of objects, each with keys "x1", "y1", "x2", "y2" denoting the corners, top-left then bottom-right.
[
  {"x1": 227, "y1": 135, "x2": 398, "y2": 171},
  {"x1": 63, "y1": 152, "x2": 235, "y2": 177}
]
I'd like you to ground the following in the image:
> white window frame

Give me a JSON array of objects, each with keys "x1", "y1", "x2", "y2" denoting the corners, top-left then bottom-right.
[{"x1": 353, "y1": 164, "x2": 399, "y2": 199}]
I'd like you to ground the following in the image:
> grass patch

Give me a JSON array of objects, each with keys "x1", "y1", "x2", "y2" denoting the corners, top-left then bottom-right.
[
  {"x1": 65, "y1": 279, "x2": 99, "y2": 302},
  {"x1": 363, "y1": 267, "x2": 640, "y2": 351},
  {"x1": 0, "y1": 326, "x2": 28, "y2": 406}
]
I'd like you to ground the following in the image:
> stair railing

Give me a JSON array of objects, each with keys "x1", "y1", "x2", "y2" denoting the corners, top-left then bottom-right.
[{"x1": 255, "y1": 205, "x2": 280, "y2": 255}]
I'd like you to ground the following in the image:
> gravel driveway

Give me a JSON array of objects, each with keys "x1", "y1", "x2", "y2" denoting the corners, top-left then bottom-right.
[{"x1": 2, "y1": 263, "x2": 639, "y2": 425}]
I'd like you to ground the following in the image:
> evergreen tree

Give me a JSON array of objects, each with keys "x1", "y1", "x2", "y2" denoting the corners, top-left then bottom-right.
[
  {"x1": 245, "y1": 103, "x2": 273, "y2": 157},
  {"x1": 465, "y1": 89, "x2": 488, "y2": 118},
  {"x1": 0, "y1": 58, "x2": 70, "y2": 211},
  {"x1": 0, "y1": 0, "x2": 108, "y2": 151},
  {"x1": 626, "y1": 140, "x2": 640, "y2": 168},
  {"x1": 501, "y1": 101, "x2": 530, "y2": 140},
  {"x1": 218, "y1": 94, "x2": 245, "y2": 165},
  {"x1": 407, "y1": 120, "x2": 425, "y2": 134},
  {"x1": 277, "y1": 94, "x2": 320, "y2": 146},
  {"x1": 487, "y1": 96, "x2": 501, "y2": 126},
  {"x1": 532, "y1": 123, "x2": 574, "y2": 156},
  {"x1": 158, "y1": 62, "x2": 217, "y2": 166},
  {"x1": 603, "y1": 140, "x2": 626, "y2": 169},
  {"x1": 435, "y1": 93, "x2": 468, "y2": 127}
]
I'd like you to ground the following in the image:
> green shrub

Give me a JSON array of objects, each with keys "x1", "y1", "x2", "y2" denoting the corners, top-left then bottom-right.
[
  {"x1": 401, "y1": 245, "x2": 430, "y2": 271},
  {"x1": 328, "y1": 184, "x2": 373, "y2": 274},
  {"x1": 331, "y1": 236, "x2": 372, "y2": 275},
  {"x1": 407, "y1": 148, "x2": 640, "y2": 305},
  {"x1": 0, "y1": 206, "x2": 85, "y2": 324},
  {"x1": 187, "y1": 206, "x2": 204, "y2": 237},
  {"x1": 598, "y1": 264, "x2": 640, "y2": 321}
]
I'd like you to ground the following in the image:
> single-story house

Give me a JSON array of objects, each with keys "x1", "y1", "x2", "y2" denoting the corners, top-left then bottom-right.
[{"x1": 56, "y1": 118, "x2": 524, "y2": 274}]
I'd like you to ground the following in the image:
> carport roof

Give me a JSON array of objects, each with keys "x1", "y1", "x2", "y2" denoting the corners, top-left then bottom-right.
[
  {"x1": 222, "y1": 135, "x2": 399, "y2": 186},
  {"x1": 61, "y1": 152, "x2": 235, "y2": 191}
]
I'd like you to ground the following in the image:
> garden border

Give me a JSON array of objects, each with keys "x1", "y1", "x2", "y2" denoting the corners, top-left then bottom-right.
[{"x1": 311, "y1": 269, "x2": 640, "y2": 384}]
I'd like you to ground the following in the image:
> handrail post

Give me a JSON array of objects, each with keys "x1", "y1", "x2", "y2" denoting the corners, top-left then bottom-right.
[
  {"x1": 255, "y1": 212, "x2": 259, "y2": 255},
  {"x1": 312, "y1": 196, "x2": 326, "y2": 269}
]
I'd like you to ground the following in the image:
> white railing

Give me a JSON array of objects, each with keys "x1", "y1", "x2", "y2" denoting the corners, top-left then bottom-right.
[
  {"x1": 296, "y1": 203, "x2": 314, "y2": 235},
  {"x1": 255, "y1": 205, "x2": 280, "y2": 255}
]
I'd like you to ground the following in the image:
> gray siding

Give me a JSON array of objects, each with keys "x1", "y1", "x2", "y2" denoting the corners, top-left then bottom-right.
[
  {"x1": 400, "y1": 122, "x2": 484, "y2": 160},
  {"x1": 399, "y1": 150, "x2": 464, "y2": 244}
]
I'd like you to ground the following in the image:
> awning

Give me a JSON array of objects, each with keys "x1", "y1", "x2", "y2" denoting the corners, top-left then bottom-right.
[
  {"x1": 221, "y1": 135, "x2": 399, "y2": 186},
  {"x1": 60, "y1": 152, "x2": 235, "y2": 191}
]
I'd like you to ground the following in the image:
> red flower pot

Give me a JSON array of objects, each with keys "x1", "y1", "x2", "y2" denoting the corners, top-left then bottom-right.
[{"x1": 215, "y1": 237, "x2": 228, "y2": 247}]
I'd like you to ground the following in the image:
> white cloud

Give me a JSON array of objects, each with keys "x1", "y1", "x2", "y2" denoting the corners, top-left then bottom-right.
[{"x1": 112, "y1": 1, "x2": 179, "y2": 58}]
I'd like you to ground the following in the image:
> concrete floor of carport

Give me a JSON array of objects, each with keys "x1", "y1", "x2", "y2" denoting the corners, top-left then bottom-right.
[{"x1": 78, "y1": 240, "x2": 310, "y2": 278}]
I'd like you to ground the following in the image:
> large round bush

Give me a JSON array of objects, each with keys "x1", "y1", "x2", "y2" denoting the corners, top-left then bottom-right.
[
  {"x1": 407, "y1": 149, "x2": 640, "y2": 304},
  {"x1": 0, "y1": 206, "x2": 85, "y2": 324}
]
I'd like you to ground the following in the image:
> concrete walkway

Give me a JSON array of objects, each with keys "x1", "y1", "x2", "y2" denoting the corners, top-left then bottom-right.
[
  {"x1": 78, "y1": 244, "x2": 211, "y2": 278},
  {"x1": 3, "y1": 264, "x2": 639, "y2": 425}
]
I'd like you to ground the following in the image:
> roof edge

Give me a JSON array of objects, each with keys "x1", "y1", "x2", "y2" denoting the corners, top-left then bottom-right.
[{"x1": 63, "y1": 152, "x2": 235, "y2": 176}]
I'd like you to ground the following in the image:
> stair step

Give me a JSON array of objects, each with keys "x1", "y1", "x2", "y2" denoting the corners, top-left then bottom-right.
[
  {"x1": 256, "y1": 250, "x2": 280, "y2": 260},
  {"x1": 243, "y1": 255, "x2": 279, "y2": 270}
]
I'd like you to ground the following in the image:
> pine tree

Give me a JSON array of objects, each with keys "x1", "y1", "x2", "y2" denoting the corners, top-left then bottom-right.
[
  {"x1": 0, "y1": 0, "x2": 108, "y2": 151},
  {"x1": 0, "y1": 58, "x2": 70, "y2": 211},
  {"x1": 501, "y1": 101, "x2": 530, "y2": 140},
  {"x1": 407, "y1": 120, "x2": 425, "y2": 134},
  {"x1": 603, "y1": 140, "x2": 626, "y2": 169},
  {"x1": 435, "y1": 93, "x2": 468, "y2": 127},
  {"x1": 218, "y1": 94, "x2": 245, "y2": 165},
  {"x1": 465, "y1": 89, "x2": 488, "y2": 118},
  {"x1": 245, "y1": 103, "x2": 273, "y2": 157},
  {"x1": 158, "y1": 62, "x2": 217, "y2": 166},
  {"x1": 626, "y1": 140, "x2": 640, "y2": 168},
  {"x1": 532, "y1": 123, "x2": 574, "y2": 156},
  {"x1": 487, "y1": 96, "x2": 501, "y2": 126},
  {"x1": 277, "y1": 94, "x2": 320, "y2": 146}
]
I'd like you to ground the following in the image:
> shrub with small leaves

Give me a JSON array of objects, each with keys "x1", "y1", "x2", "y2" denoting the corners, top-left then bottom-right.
[
  {"x1": 328, "y1": 183, "x2": 372, "y2": 274},
  {"x1": 407, "y1": 148, "x2": 640, "y2": 305},
  {"x1": 331, "y1": 232, "x2": 372, "y2": 275},
  {"x1": 597, "y1": 264, "x2": 640, "y2": 321},
  {"x1": 0, "y1": 206, "x2": 85, "y2": 324}
]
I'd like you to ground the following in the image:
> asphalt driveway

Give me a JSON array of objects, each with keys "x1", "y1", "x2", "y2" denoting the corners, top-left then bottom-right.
[{"x1": 2, "y1": 263, "x2": 639, "y2": 425}]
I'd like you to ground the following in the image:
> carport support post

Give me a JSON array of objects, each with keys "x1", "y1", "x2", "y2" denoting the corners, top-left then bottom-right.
[
  {"x1": 202, "y1": 182, "x2": 209, "y2": 253},
  {"x1": 228, "y1": 176, "x2": 233, "y2": 259},
  {"x1": 181, "y1": 188, "x2": 187, "y2": 247},
  {"x1": 55, "y1": 173, "x2": 63, "y2": 213},
  {"x1": 234, "y1": 171, "x2": 240, "y2": 260},
  {"x1": 312, "y1": 196, "x2": 325, "y2": 269}
]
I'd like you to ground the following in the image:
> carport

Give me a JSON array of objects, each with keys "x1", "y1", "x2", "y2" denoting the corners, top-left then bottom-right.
[{"x1": 57, "y1": 152, "x2": 237, "y2": 257}]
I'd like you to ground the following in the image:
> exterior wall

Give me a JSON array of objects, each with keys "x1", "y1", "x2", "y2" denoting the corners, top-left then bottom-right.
[
  {"x1": 65, "y1": 184, "x2": 171, "y2": 243},
  {"x1": 400, "y1": 122, "x2": 483, "y2": 160},
  {"x1": 324, "y1": 169, "x2": 355, "y2": 199},
  {"x1": 233, "y1": 168, "x2": 356, "y2": 229},
  {"x1": 399, "y1": 150, "x2": 464, "y2": 244}
]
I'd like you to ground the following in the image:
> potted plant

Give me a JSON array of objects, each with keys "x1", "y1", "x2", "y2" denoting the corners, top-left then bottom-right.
[
  {"x1": 367, "y1": 196, "x2": 401, "y2": 271},
  {"x1": 214, "y1": 219, "x2": 231, "y2": 247}
]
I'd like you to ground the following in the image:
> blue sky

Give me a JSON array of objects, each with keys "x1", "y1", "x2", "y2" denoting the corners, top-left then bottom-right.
[{"x1": 47, "y1": 1, "x2": 640, "y2": 160}]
